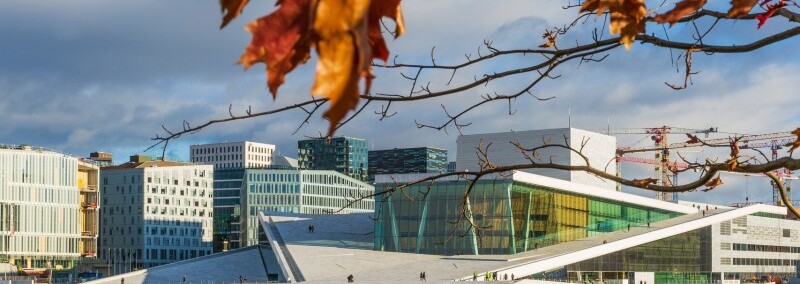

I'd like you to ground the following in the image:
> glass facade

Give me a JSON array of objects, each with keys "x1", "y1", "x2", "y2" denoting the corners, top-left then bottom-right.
[
  {"x1": 212, "y1": 169, "x2": 244, "y2": 252},
  {"x1": 565, "y1": 227, "x2": 712, "y2": 283},
  {"x1": 297, "y1": 137, "x2": 368, "y2": 182},
  {"x1": 374, "y1": 179, "x2": 681, "y2": 255},
  {"x1": 367, "y1": 147, "x2": 447, "y2": 181}
]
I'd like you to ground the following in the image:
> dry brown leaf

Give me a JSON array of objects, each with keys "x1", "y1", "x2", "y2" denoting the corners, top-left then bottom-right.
[
  {"x1": 685, "y1": 133, "x2": 700, "y2": 144},
  {"x1": 368, "y1": 0, "x2": 405, "y2": 62},
  {"x1": 581, "y1": 0, "x2": 646, "y2": 49},
  {"x1": 238, "y1": 0, "x2": 312, "y2": 97},
  {"x1": 632, "y1": 178, "x2": 659, "y2": 188},
  {"x1": 728, "y1": 0, "x2": 759, "y2": 17},
  {"x1": 653, "y1": 0, "x2": 707, "y2": 26},
  {"x1": 788, "y1": 127, "x2": 800, "y2": 153},
  {"x1": 726, "y1": 158, "x2": 738, "y2": 171},
  {"x1": 703, "y1": 176, "x2": 723, "y2": 191},
  {"x1": 539, "y1": 30, "x2": 557, "y2": 48},
  {"x1": 220, "y1": 0, "x2": 251, "y2": 29},
  {"x1": 312, "y1": 0, "x2": 372, "y2": 135}
]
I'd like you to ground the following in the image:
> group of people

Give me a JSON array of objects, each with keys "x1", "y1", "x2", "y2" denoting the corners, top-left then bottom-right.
[
  {"x1": 419, "y1": 271, "x2": 427, "y2": 281},
  {"x1": 307, "y1": 225, "x2": 316, "y2": 233},
  {"x1": 472, "y1": 271, "x2": 513, "y2": 281}
]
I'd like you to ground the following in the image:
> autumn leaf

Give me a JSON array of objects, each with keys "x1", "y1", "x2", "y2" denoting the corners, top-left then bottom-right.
[
  {"x1": 756, "y1": 0, "x2": 787, "y2": 29},
  {"x1": 787, "y1": 127, "x2": 800, "y2": 153},
  {"x1": 685, "y1": 133, "x2": 700, "y2": 144},
  {"x1": 632, "y1": 178, "x2": 659, "y2": 188},
  {"x1": 539, "y1": 30, "x2": 557, "y2": 48},
  {"x1": 728, "y1": 0, "x2": 759, "y2": 17},
  {"x1": 233, "y1": 0, "x2": 405, "y2": 136},
  {"x1": 580, "y1": 0, "x2": 647, "y2": 49},
  {"x1": 726, "y1": 158, "x2": 739, "y2": 171},
  {"x1": 237, "y1": 0, "x2": 312, "y2": 97},
  {"x1": 368, "y1": 0, "x2": 404, "y2": 62},
  {"x1": 703, "y1": 176, "x2": 723, "y2": 191},
  {"x1": 220, "y1": 0, "x2": 251, "y2": 29},
  {"x1": 653, "y1": 0, "x2": 707, "y2": 26},
  {"x1": 312, "y1": 0, "x2": 373, "y2": 135}
]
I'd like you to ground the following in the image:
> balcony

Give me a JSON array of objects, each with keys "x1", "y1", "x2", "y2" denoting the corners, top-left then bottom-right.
[{"x1": 80, "y1": 202, "x2": 98, "y2": 210}]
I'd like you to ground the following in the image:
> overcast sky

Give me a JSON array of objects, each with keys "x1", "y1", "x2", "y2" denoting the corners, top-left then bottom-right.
[{"x1": 2, "y1": 1, "x2": 799, "y2": 205}]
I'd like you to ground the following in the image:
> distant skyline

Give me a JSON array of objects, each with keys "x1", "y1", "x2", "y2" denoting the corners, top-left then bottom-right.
[{"x1": 2, "y1": 1, "x2": 799, "y2": 205}]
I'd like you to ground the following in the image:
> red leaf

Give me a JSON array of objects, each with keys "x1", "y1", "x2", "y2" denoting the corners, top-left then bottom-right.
[
  {"x1": 238, "y1": 0, "x2": 313, "y2": 97},
  {"x1": 756, "y1": 0, "x2": 787, "y2": 29}
]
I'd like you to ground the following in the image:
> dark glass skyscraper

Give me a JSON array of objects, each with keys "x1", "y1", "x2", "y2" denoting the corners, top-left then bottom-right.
[
  {"x1": 297, "y1": 137, "x2": 368, "y2": 182},
  {"x1": 368, "y1": 147, "x2": 447, "y2": 180}
]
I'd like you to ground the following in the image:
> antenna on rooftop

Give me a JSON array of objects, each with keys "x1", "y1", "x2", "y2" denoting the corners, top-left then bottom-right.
[{"x1": 568, "y1": 107, "x2": 571, "y2": 128}]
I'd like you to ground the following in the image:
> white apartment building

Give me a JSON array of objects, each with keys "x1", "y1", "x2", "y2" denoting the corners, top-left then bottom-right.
[
  {"x1": 99, "y1": 160, "x2": 213, "y2": 272},
  {"x1": 456, "y1": 128, "x2": 617, "y2": 190},
  {"x1": 190, "y1": 141, "x2": 275, "y2": 170},
  {"x1": 0, "y1": 145, "x2": 99, "y2": 278}
]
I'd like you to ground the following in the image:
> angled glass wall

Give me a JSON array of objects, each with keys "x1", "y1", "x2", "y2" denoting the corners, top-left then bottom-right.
[{"x1": 374, "y1": 179, "x2": 682, "y2": 255}]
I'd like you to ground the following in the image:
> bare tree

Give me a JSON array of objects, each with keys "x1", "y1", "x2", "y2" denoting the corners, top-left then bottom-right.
[{"x1": 150, "y1": 2, "x2": 800, "y2": 233}]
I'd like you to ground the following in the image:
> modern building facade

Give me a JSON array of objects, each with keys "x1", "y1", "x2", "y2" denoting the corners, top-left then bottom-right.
[
  {"x1": 298, "y1": 137, "x2": 368, "y2": 182},
  {"x1": 372, "y1": 171, "x2": 800, "y2": 283},
  {"x1": 99, "y1": 159, "x2": 213, "y2": 272},
  {"x1": 446, "y1": 161, "x2": 457, "y2": 173},
  {"x1": 373, "y1": 171, "x2": 687, "y2": 256},
  {"x1": 89, "y1": 151, "x2": 113, "y2": 167},
  {"x1": 367, "y1": 147, "x2": 447, "y2": 180},
  {"x1": 0, "y1": 145, "x2": 98, "y2": 280},
  {"x1": 213, "y1": 169, "x2": 374, "y2": 250},
  {"x1": 456, "y1": 128, "x2": 617, "y2": 190},
  {"x1": 190, "y1": 141, "x2": 275, "y2": 170}
]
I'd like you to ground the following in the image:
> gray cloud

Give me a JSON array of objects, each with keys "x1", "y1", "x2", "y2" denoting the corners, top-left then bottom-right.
[{"x1": 1, "y1": 0, "x2": 798, "y2": 205}]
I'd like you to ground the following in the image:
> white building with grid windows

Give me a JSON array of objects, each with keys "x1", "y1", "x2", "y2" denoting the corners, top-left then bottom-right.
[
  {"x1": 190, "y1": 141, "x2": 275, "y2": 170},
  {"x1": 99, "y1": 159, "x2": 213, "y2": 273}
]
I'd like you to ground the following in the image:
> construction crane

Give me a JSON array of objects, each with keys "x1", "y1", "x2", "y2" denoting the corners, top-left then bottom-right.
[
  {"x1": 600, "y1": 126, "x2": 718, "y2": 201},
  {"x1": 616, "y1": 130, "x2": 799, "y2": 205}
]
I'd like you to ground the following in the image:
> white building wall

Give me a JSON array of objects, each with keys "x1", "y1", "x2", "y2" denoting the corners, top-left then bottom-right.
[
  {"x1": 713, "y1": 215, "x2": 800, "y2": 276},
  {"x1": 456, "y1": 128, "x2": 617, "y2": 190},
  {"x1": 190, "y1": 141, "x2": 275, "y2": 170},
  {"x1": 100, "y1": 164, "x2": 214, "y2": 269},
  {"x1": 0, "y1": 148, "x2": 82, "y2": 266}
]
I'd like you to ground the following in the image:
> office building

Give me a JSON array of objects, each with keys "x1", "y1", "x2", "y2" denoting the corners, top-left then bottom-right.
[
  {"x1": 367, "y1": 147, "x2": 447, "y2": 180},
  {"x1": 0, "y1": 145, "x2": 99, "y2": 281},
  {"x1": 212, "y1": 168, "x2": 374, "y2": 251},
  {"x1": 93, "y1": 169, "x2": 800, "y2": 284},
  {"x1": 99, "y1": 158, "x2": 213, "y2": 272},
  {"x1": 297, "y1": 137, "x2": 368, "y2": 181},
  {"x1": 447, "y1": 161, "x2": 457, "y2": 173},
  {"x1": 190, "y1": 141, "x2": 275, "y2": 170},
  {"x1": 456, "y1": 128, "x2": 617, "y2": 190},
  {"x1": 89, "y1": 151, "x2": 113, "y2": 167}
]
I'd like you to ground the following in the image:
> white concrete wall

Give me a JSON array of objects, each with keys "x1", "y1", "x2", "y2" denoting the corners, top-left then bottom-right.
[
  {"x1": 456, "y1": 128, "x2": 617, "y2": 190},
  {"x1": 190, "y1": 141, "x2": 275, "y2": 169},
  {"x1": 713, "y1": 214, "x2": 800, "y2": 275}
]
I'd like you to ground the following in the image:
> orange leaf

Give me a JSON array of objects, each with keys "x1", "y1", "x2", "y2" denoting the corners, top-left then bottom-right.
[
  {"x1": 788, "y1": 127, "x2": 800, "y2": 153},
  {"x1": 728, "y1": 0, "x2": 759, "y2": 17},
  {"x1": 238, "y1": 0, "x2": 312, "y2": 97},
  {"x1": 312, "y1": 0, "x2": 372, "y2": 135},
  {"x1": 539, "y1": 30, "x2": 557, "y2": 48},
  {"x1": 632, "y1": 178, "x2": 659, "y2": 188},
  {"x1": 653, "y1": 0, "x2": 707, "y2": 26},
  {"x1": 220, "y1": 0, "x2": 251, "y2": 29},
  {"x1": 581, "y1": 0, "x2": 647, "y2": 49},
  {"x1": 368, "y1": 0, "x2": 405, "y2": 62},
  {"x1": 703, "y1": 176, "x2": 723, "y2": 191}
]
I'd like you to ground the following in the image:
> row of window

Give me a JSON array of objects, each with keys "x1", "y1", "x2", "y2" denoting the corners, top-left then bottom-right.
[
  {"x1": 731, "y1": 242, "x2": 800, "y2": 253},
  {"x1": 732, "y1": 257, "x2": 800, "y2": 266}
]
